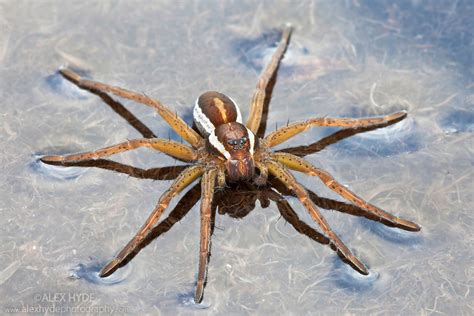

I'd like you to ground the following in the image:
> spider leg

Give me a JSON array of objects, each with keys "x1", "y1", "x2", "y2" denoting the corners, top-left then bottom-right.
[
  {"x1": 265, "y1": 111, "x2": 407, "y2": 148},
  {"x1": 254, "y1": 160, "x2": 269, "y2": 186},
  {"x1": 45, "y1": 158, "x2": 188, "y2": 181},
  {"x1": 246, "y1": 24, "x2": 292, "y2": 134},
  {"x1": 216, "y1": 168, "x2": 226, "y2": 189},
  {"x1": 102, "y1": 183, "x2": 202, "y2": 273},
  {"x1": 100, "y1": 165, "x2": 204, "y2": 277},
  {"x1": 272, "y1": 152, "x2": 421, "y2": 231},
  {"x1": 80, "y1": 85, "x2": 157, "y2": 138},
  {"x1": 266, "y1": 160, "x2": 369, "y2": 275},
  {"x1": 195, "y1": 168, "x2": 217, "y2": 303},
  {"x1": 59, "y1": 68, "x2": 203, "y2": 148},
  {"x1": 265, "y1": 188, "x2": 329, "y2": 245},
  {"x1": 278, "y1": 116, "x2": 407, "y2": 157},
  {"x1": 41, "y1": 138, "x2": 197, "y2": 163}
]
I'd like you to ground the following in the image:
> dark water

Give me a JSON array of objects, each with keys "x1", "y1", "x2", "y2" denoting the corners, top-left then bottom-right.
[{"x1": 0, "y1": 1, "x2": 472, "y2": 314}]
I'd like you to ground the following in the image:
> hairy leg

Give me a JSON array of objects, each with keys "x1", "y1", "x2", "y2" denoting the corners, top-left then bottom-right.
[
  {"x1": 265, "y1": 111, "x2": 407, "y2": 147},
  {"x1": 99, "y1": 183, "x2": 202, "y2": 273},
  {"x1": 195, "y1": 168, "x2": 217, "y2": 303},
  {"x1": 265, "y1": 188, "x2": 329, "y2": 244},
  {"x1": 272, "y1": 152, "x2": 420, "y2": 231},
  {"x1": 277, "y1": 118, "x2": 407, "y2": 157},
  {"x1": 254, "y1": 160, "x2": 269, "y2": 185},
  {"x1": 100, "y1": 165, "x2": 204, "y2": 277},
  {"x1": 246, "y1": 24, "x2": 293, "y2": 133},
  {"x1": 41, "y1": 138, "x2": 197, "y2": 163},
  {"x1": 60, "y1": 68, "x2": 203, "y2": 148},
  {"x1": 266, "y1": 160, "x2": 368, "y2": 275}
]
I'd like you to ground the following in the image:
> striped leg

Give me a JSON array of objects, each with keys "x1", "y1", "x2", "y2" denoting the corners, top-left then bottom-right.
[
  {"x1": 60, "y1": 68, "x2": 203, "y2": 148},
  {"x1": 277, "y1": 118, "x2": 406, "y2": 157},
  {"x1": 265, "y1": 111, "x2": 407, "y2": 148},
  {"x1": 90, "y1": 89, "x2": 157, "y2": 138},
  {"x1": 195, "y1": 168, "x2": 217, "y2": 303},
  {"x1": 41, "y1": 138, "x2": 197, "y2": 163},
  {"x1": 246, "y1": 24, "x2": 293, "y2": 134},
  {"x1": 102, "y1": 183, "x2": 202, "y2": 273},
  {"x1": 46, "y1": 158, "x2": 188, "y2": 181},
  {"x1": 266, "y1": 160, "x2": 369, "y2": 275},
  {"x1": 271, "y1": 152, "x2": 421, "y2": 231},
  {"x1": 265, "y1": 189, "x2": 329, "y2": 245},
  {"x1": 100, "y1": 165, "x2": 204, "y2": 277}
]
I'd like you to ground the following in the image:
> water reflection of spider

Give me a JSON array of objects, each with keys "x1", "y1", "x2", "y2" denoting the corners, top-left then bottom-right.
[{"x1": 41, "y1": 25, "x2": 420, "y2": 303}]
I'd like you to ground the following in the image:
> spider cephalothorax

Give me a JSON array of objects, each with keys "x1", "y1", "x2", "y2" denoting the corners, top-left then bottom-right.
[
  {"x1": 211, "y1": 122, "x2": 256, "y2": 181},
  {"x1": 42, "y1": 25, "x2": 420, "y2": 303},
  {"x1": 196, "y1": 91, "x2": 257, "y2": 181}
]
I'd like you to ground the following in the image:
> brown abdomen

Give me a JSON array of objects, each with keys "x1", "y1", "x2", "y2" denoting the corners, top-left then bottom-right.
[{"x1": 193, "y1": 91, "x2": 242, "y2": 135}]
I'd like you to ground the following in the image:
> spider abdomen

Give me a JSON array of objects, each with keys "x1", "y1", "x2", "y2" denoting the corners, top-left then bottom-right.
[{"x1": 193, "y1": 91, "x2": 242, "y2": 136}]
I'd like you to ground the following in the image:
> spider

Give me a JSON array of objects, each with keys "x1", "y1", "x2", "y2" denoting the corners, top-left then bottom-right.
[{"x1": 41, "y1": 25, "x2": 420, "y2": 303}]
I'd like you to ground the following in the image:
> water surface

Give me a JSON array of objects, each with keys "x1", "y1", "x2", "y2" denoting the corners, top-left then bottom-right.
[{"x1": 0, "y1": 1, "x2": 472, "y2": 314}]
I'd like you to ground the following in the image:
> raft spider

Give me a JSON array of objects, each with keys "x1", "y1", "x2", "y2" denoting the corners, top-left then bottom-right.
[{"x1": 42, "y1": 25, "x2": 420, "y2": 303}]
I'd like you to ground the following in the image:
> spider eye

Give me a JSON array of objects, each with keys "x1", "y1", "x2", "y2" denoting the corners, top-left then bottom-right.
[
  {"x1": 227, "y1": 139, "x2": 238, "y2": 146},
  {"x1": 240, "y1": 137, "x2": 247, "y2": 145}
]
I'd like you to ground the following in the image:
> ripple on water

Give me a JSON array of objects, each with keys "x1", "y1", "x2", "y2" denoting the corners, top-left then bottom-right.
[
  {"x1": 44, "y1": 68, "x2": 90, "y2": 99},
  {"x1": 362, "y1": 218, "x2": 422, "y2": 245},
  {"x1": 332, "y1": 257, "x2": 379, "y2": 291},
  {"x1": 69, "y1": 258, "x2": 132, "y2": 286},
  {"x1": 232, "y1": 29, "x2": 311, "y2": 76},
  {"x1": 334, "y1": 115, "x2": 423, "y2": 157},
  {"x1": 31, "y1": 154, "x2": 87, "y2": 181},
  {"x1": 177, "y1": 292, "x2": 211, "y2": 309},
  {"x1": 439, "y1": 108, "x2": 474, "y2": 133},
  {"x1": 233, "y1": 29, "x2": 286, "y2": 71}
]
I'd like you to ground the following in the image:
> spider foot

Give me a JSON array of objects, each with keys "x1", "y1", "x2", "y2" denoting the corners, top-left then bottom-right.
[
  {"x1": 330, "y1": 242, "x2": 369, "y2": 275},
  {"x1": 99, "y1": 259, "x2": 120, "y2": 278},
  {"x1": 40, "y1": 155, "x2": 66, "y2": 164},
  {"x1": 394, "y1": 218, "x2": 421, "y2": 232},
  {"x1": 344, "y1": 253, "x2": 369, "y2": 275},
  {"x1": 60, "y1": 68, "x2": 82, "y2": 84}
]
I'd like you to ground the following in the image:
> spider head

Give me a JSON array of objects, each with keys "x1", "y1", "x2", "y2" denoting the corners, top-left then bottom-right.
[{"x1": 207, "y1": 122, "x2": 257, "y2": 182}]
